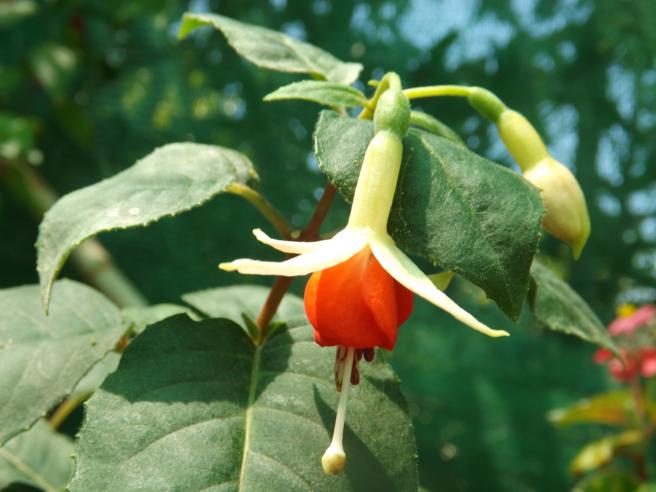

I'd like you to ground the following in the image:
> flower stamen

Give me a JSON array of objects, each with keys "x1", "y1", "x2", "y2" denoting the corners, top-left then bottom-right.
[{"x1": 322, "y1": 346, "x2": 355, "y2": 475}]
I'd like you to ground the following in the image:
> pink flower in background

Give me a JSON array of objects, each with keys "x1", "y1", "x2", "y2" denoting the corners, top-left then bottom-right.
[
  {"x1": 608, "y1": 305, "x2": 656, "y2": 336},
  {"x1": 594, "y1": 304, "x2": 656, "y2": 382}
]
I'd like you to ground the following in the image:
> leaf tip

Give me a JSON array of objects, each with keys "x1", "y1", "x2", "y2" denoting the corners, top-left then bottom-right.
[{"x1": 177, "y1": 13, "x2": 201, "y2": 40}]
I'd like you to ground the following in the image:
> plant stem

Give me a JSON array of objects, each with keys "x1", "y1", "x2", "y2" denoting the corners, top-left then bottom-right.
[
  {"x1": 48, "y1": 392, "x2": 89, "y2": 430},
  {"x1": 226, "y1": 182, "x2": 293, "y2": 239},
  {"x1": 0, "y1": 159, "x2": 148, "y2": 308},
  {"x1": 403, "y1": 85, "x2": 473, "y2": 99},
  {"x1": 254, "y1": 183, "x2": 336, "y2": 343}
]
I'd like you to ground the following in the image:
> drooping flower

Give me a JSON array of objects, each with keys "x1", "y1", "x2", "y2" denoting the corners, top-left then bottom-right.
[
  {"x1": 220, "y1": 84, "x2": 508, "y2": 475},
  {"x1": 220, "y1": 88, "x2": 508, "y2": 348}
]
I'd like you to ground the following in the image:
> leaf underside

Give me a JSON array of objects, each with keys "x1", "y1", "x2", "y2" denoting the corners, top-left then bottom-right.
[
  {"x1": 178, "y1": 13, "x2": 362, "y2": 85},
  {"x1": 264, "y1": 80, "x2": 367, "y2": 108},
  {"x1": 37, "y1": 142, "x2": 256, "y2": 311},
  {"x1": 70, "y1": 310, "x2": 418, "y2": 491},
  {"x1": 314, "y1": 111, "x2": 544, "y2": 321},
  {"x1": 0, "y1": 280, "x2": 124, "y2": 445}
]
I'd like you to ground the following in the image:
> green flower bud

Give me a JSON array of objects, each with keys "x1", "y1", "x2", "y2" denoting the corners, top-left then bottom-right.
[
  {"x1": 524, "y1": 157, "x2": 591, "y2": 258},
  {"x1": 373, "y1": 88, "x2": 410, "y2": 139}
]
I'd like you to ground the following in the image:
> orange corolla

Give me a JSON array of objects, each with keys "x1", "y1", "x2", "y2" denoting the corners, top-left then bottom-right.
[{"x1": 304, "y1": 247, "x2": 413, "y2": 350}]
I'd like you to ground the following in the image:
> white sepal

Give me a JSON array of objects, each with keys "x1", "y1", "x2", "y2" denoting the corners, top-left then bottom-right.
[
  {"x1": 252, "y1": 228, "x2": 330, "y2": 254},
  {"x1": 220, "y1": 229, "x2": 369, "y2": 277},
  {"x1": 370, "y1": 234, "x2": 509, "y2": 338}
]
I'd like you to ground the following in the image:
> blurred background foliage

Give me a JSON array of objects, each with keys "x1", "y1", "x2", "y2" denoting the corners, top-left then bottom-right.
[{"x1": 1, "y1": 0, "x2": 656, "y2": 490}]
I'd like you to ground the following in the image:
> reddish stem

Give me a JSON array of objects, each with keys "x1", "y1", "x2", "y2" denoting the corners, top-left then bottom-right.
[{"x1": 254, "y1": 183, "x2": 337, "y2": 343}]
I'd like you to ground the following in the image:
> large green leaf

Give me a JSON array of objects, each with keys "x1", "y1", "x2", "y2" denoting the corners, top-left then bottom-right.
[
  {"x1": 178, "y1": 13, "x2": 362, "y2": 85},
  {"x1": 0, "y1": 280, "x2": 124, "y2": 444},
  {"x1": 37, "y1": 143, "x2": 257, "y2": 311},
  {"x1": 264, "y1": 80, "x2": 367, "y2": 108},
  {"x1": 0, "y1": 420, "x2": 73, "y2": 491},
  {"x1": 529, "y1": 260, "x2": 617, "y2": 352},
  {"x1": 314, "y1": 111, "x2": 543, "y2": 320},
  {"x1": 70, "y1": 313, "x2": 418, "y2": 490}
]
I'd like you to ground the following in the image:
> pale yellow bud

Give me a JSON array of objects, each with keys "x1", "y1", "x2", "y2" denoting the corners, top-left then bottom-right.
[
  {"x1": 497, "y1": 110, "x2": 549, "y2": 171},
  {"x1": 524, "y1": 157, "x2": 591, "y2": 258}
]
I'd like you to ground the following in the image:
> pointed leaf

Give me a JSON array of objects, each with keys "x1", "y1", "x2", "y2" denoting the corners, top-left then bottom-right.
[
  {"x1": 314, "y1": 111, "x2": 543, "y2": 320},
  {"x1": 37, "y1": 143, "x2": 257, "y2": 311},
  {"x1": 0, "y1": 280, "x2": 124, "y2": 444},
  {"x1": 70, "y1": 313, "x2": 418, "y2": 490},
  {"x1": 264, "y1": 80, "x2": 367, "y2": 108},
  {"x1": 530, "y1": 260, "x2": 618, "y2": 352},
  {"x1": 0, "y1": 420, "x2": 73, "y2": 491},
  {"x1": 179, "y1": 13, "x2": 362, "y2": 84}
]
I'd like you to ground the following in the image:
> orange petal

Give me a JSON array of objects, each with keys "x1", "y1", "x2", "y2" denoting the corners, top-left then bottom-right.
[{"x1": 304, "y1": 248, "x2": 413, "y2": 349}]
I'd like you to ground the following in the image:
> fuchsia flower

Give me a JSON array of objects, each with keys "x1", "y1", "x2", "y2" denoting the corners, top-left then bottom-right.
[
  {"x1": 608, "y1": 305, "x2": 656, "y2": 336},
  {"x1": 220, "y1": 86, "x2": 507, "y2": 474},
  {"x1": 594, "y1": 304, "x2": 656, "y2": 382}
]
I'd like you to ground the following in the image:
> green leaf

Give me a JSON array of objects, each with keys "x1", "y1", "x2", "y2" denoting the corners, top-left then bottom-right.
[
  {"x1": 314, "y1": 111, "x2": 544, "y2": 320},
  {"x1": 264, "y1": 80, "x2": 367, "y2": 108},
  {"x1": 0, "y1": 420, "x2": 73, "y2": 492},
  {"x1": 182, "y1": 284, "x2": 305, "y2": 328},
  {"x1": 71, "y1": 305, "x2": 199, "y2": 401},
  {"x1": 178, "y1": 13, "x2": 362, "y2": 85},
  {"x1": 70, "y1": 352, "x2": 121, "y2": 398},
  {"x1": 70, "y1": 314, "x2": 418, "y2": 490},
  {"x1": 37, "y1": 143, "x2": 257, "y2": 311},
  {"x1": 409, "y1": 110, "x2": 464, "y2": 145},
  {"x1": 529, "y1": 260, "x2": 618, "y2": 352},
  {"x1": 570, "y1": 431, "x2": 643, "y2": 474},
  {"x1": 122, "y1": 303, "x2": 199, "y2": 335},
  {"x1": 548, "y1": 390, "x2": 632, "y2": 427},
  {"x1": 0, "y1": 280, "x2": 124, "y2": 445}
]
